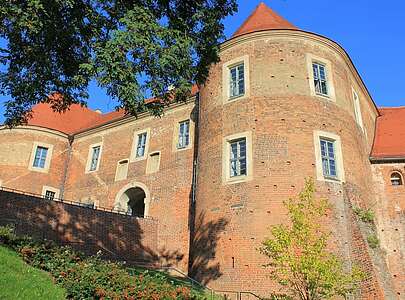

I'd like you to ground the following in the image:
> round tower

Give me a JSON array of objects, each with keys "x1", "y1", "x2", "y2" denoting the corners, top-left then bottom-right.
[{"x1": 193, "y1": 3, "x2": 382, "y2": 297}]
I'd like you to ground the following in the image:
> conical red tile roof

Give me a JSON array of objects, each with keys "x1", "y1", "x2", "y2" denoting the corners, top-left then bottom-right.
[{"x1": 232, "y1": 2, "x2": 297, "y2": 38}]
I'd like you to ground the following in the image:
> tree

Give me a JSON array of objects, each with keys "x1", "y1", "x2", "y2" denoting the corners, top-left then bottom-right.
[
  {"x1": 0, "y1": 0, "x2": 237, "y2": 126},
  {"x1": 260, "y1": 178, "x2": 365, "y2": 300}
]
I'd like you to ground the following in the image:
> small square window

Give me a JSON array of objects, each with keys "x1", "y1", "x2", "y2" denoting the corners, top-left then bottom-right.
[
  {"x1": 44, "y1": 190, "x2": 56, "y2": 201},
  {"x1": 312, "y1": 62, "x2": 329, "y2": 96},
  {"x1": 229, "y1": 138, "x2": 247, "y2": 177},
  {"x1": 320, "y1": 138, "x2": 337, "y2": 179},
  {"x1": 136, "y1": 132, "x2": 148, "y2": 158},
  {"x1": 178, "y1": 120, "x2": 190, "y2": 149},
  {"x1": 33, "y1": 146, "x2": 48, "y2": 168},
  {"x1": 229, "y1": 63, "x2": 245, "y2": 99},
  {"x1": 89, "y1": 146, "x2": 101, "y2": 171}
]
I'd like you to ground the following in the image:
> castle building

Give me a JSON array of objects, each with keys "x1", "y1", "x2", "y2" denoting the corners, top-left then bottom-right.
[{"x1": 0, "y1": 3, "x2": 403, "y2": 299}]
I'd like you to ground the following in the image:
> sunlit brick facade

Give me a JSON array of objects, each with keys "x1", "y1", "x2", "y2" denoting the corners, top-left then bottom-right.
[{"x1": 0, "y1": 3, "x2": 403, "y2": 299}]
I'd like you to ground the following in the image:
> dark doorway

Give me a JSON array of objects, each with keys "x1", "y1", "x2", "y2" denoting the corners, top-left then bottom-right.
[{"x1": 125, "y1": 187, "x2": 146, "y2": 217}]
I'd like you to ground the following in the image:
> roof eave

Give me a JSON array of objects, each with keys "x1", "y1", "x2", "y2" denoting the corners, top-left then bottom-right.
[{"x1": 370, "y1": 156, "x2": 405, "y2": 163}]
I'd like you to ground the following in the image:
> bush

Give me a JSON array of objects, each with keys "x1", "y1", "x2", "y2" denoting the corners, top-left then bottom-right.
[
  {"x1": 353, "y1": 207, "x2": 375, "y2": 224},
  {"x1": 367, "y1": 234, "x2": 379, "y2": 249},
  {"x1": 0, "y1": 225, "x2": 16, "y2": 245},
  {"x1": 0, "y1": 226, "x2": 206, "y2": 299}
]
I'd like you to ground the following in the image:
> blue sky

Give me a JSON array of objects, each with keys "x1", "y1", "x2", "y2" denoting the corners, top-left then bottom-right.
[{"x1": 0, "y1": 0, "x2": 404, "y2": 122}]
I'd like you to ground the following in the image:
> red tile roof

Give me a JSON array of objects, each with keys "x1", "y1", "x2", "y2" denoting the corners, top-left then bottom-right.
[
  {"x1": 232, "y1": 2, "x2": 297, "y2": 38},
  {"x1": 26, "y1": 85, "x2": 199, "y2": 135},
  {"x1": 27, "y1": 103, "x2": 104, "y2": 135},
  {"x1": 371, "y1": 107, "x2": 405, "y2": 159}
]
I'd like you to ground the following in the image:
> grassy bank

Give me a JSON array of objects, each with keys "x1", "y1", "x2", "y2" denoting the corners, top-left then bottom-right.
[
  {"x1": 0, "y1": 226, "x2": 209, "y2": 299},
  {"x1": 0, "y1": 245, "x2": 66, "y2": 300}
]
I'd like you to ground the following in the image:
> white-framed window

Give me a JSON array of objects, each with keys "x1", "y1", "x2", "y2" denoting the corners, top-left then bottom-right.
[
  {"x1": 222, "y1": 55, "x2": 250, "y2": 103},
  {"x1": 41, "y1": 186, "x2": 60, "y2": 201},
  {"x1": 136, "y1": 132, "x2": 147, "y2": 158},
  {"x1": 229, "y1": 63, "x2": 245, "y2": 98},
  {"x1": 130, "y1": 128, "x2": 150, "y2": 162},
  {"x1": 230, "y1": 138, "x2": 247, "y2": 177},
  {"x1": 312, "y1": 62, "x2": 328, "y2": 96},
  {"x1": 223, "y1": 131, "x2": 253, "y2": 184},
  {"x1": 89, "y1": 146, "x2": 101, "y2": 171},
  {"x1": 85, "y1": 142, "x2": 102, "y2": 173},
  {"x1": 320, "y1": 138, "x2": 337, "y2": 179},
  {"x1": 352, "y1": 88, "x2": 364, "y2": 132},
  {"x1": 33, "y1": 146, "x2": 48, "y2": 168},
  {"x1": 306, "y1": 54, "x2": 336, "y2": 101},
  {"x1": 28, "y1": 142, "x2": 54, "y2": 173},
  {"x1": 178, "y1": 120, "x2": 190, "y2": 149},
  {"x1": 313, "y1": 131, "x2": 345, "y2": 183},
  {"x1": 390, "y1": 172, "x2": 403, "y2": 186}
]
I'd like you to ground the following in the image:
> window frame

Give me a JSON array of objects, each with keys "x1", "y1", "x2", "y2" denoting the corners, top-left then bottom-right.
[
  {"x1": 222, "y1": 55, "x2": 250, "y2": 104},
  {"x1": 312, "y1": 62, "x2": 329, "y2": 97},
  {"x1": 390, "y1": 171, "x2": 403, "y2": 186},
  {"x1": 229, "y1": 63, "x2": 245, "y2": 99},
  {"x1": 33, "y1": 146, "x2": 48, "y2": 169},
  {"x1": 313, "y1": 130, "x2": 345, "y2": 183},
  {"x1": 177, "y1": 120, "x2": 191, "y2": 149},
  {"x1": 130, "y1": 128, "x2": 151, "y2": 162},
  {"x1": 28, "y1": 142, "x2": 54, "y2": 173},
  {"x1": 222, "y1": 131, "x2": 253, "y2": 184},
  {"x1": 41, "y1": 185, "x2": 60, "y2": 200},
  {"x1": 85, "y1": 142, "x2": 103, "y2": 173},
  {"x1": 319, "y1": 138, "x2": 338, "y2": 180},
  {"x1": 229, "y1": 138, "x2": 247, "y2": 178},
  {"x1": 306, "y1": 54, "x2": 336, "y2": 101}
]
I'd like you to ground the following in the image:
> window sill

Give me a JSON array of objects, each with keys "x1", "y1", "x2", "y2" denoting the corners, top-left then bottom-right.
[
  {"x1": 130, "y1": 156, "x2": 147, "y2": 163},
  {"x1": 320, "y1": 176, "x2": 342, "y2": 184},
  {"x1": 315, "y1": 92, "x2": 332, "y2": 99},
  {"x1": 28, "y1": 166, "x2": 49, "y2": 173},
  {"x1": 176, "y1": 145, "x2": 191, "y2": 152},
  {"x1": 225, "y1": 175, "x2": 251, "y2": 185},
  {"x1": 226, "y1": 94, "x2": 248, "y2": 104}
]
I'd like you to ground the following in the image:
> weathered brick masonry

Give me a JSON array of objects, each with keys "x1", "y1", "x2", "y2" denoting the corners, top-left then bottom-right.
[
  {"x1": 0, "y1": 189, "x2": 159, "y2": 263},
  {"x1": 0, "y1": 3, "x2": 403, "y2": 299}
]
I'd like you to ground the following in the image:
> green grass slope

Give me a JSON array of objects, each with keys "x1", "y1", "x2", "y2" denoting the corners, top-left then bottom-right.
[{"x1": 0, "y1": 246, "x2": 66, "y2": 300}]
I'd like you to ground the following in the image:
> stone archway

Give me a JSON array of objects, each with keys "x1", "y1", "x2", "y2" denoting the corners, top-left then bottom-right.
[{"x1": 114, "y1": 182, "x2": 150, "y2": 217}]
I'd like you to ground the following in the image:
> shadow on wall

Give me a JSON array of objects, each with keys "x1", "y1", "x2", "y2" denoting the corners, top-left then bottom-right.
[
  {"x1": 0, "y1": 190, "x2": 184, "y2": 268},
  {"x1": 188, "y1": 212, "x2": 228, "y2": 286}
]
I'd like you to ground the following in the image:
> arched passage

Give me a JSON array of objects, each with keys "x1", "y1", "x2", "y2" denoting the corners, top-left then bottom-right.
[{"x1": 114, "y1": 182, "x2": 150, "y2": 217}]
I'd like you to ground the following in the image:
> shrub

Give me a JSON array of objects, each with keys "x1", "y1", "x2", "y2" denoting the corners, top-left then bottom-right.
[
  {"x1": 353, "y1": 207, "x2": 375, "y2": 224},
  {"x1": 0, "y1": 225, "x2": 16, "y2": 245},
  {"x1": 0, "y1": 226, "x2": 206, "y2": 299},
  {"x1": 367, "y1": 234, "x2": 379, "y2": 249}
]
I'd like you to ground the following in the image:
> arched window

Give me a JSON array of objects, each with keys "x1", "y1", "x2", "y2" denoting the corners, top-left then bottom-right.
[{"x1": 390, "y1": 172, "x2": 403, "y2": 186}]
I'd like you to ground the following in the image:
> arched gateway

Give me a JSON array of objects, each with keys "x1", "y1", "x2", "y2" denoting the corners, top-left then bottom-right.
[{"x1": 114, "y1": 182, "x2": 150, "y2": 217}]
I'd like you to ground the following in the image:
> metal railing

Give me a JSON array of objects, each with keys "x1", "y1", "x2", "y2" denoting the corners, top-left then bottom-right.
[
  {"x1": 0, "y1": 185, "x2": 154, "y2": 220},
  {"x1": 212, "y1": 290, "x2": 262, "y2": 300}
]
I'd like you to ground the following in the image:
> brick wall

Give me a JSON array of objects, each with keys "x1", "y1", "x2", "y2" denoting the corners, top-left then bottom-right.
[
  {"x1": 0, "y1": 128, "x2": 69, "y2": 195},
  {"x1": 195, "y1": 31, "x2": 389, "y2": 298},
  {"x1": 371, "y1": 162, "x2": 405, "y2": 299},
  {"x1": 0, "y1": 189, "x2": 160, "y2": 263}
]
